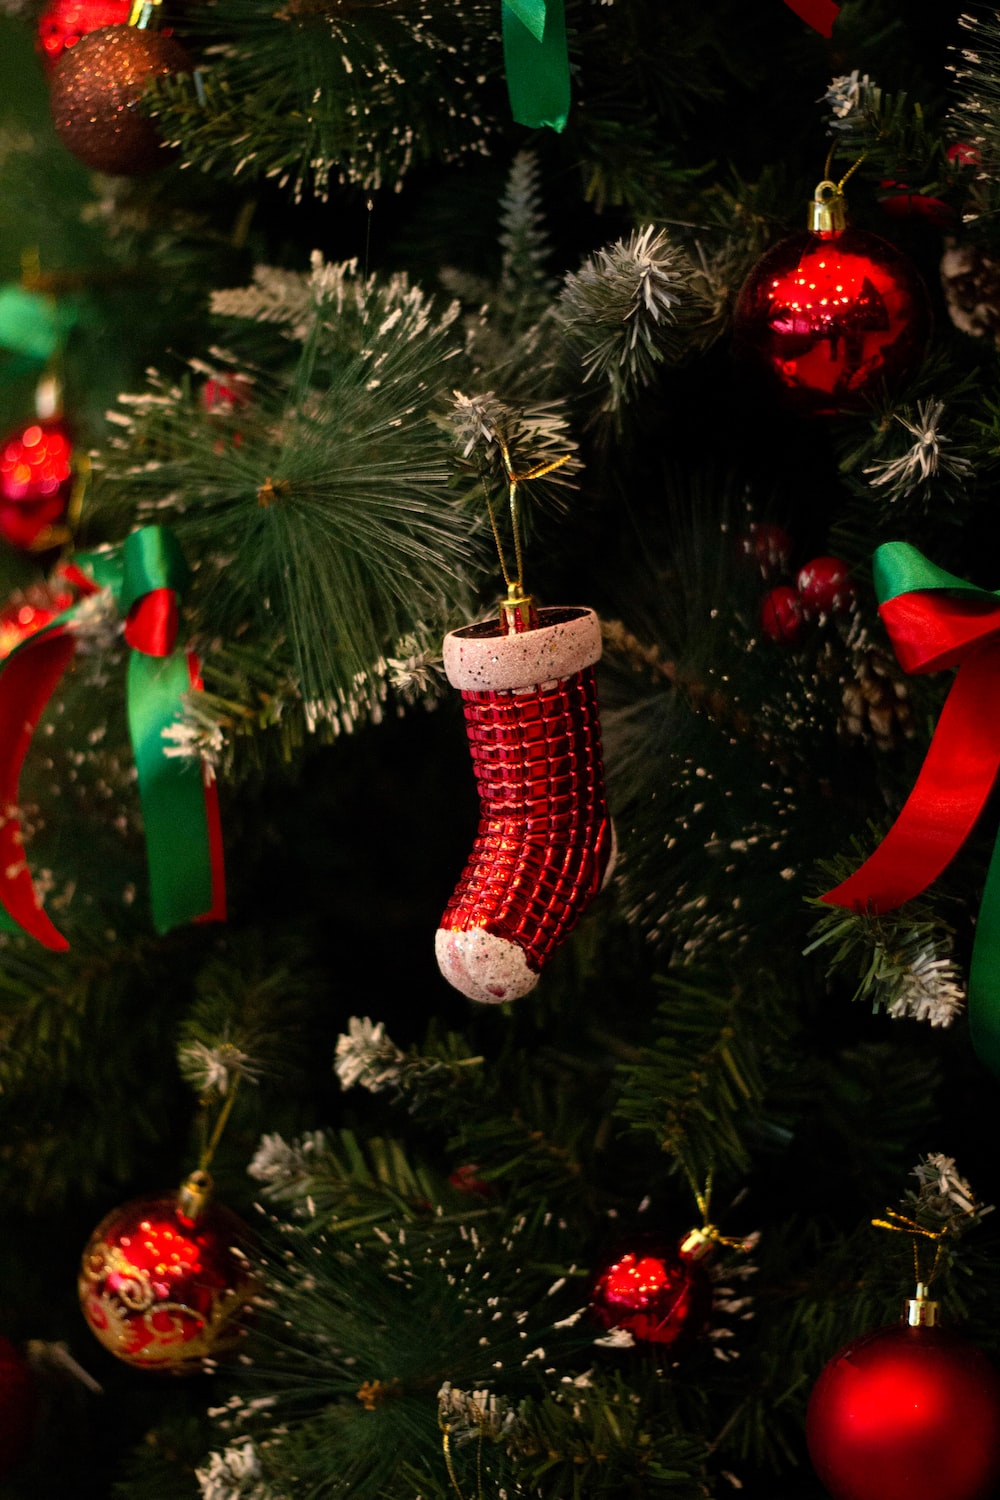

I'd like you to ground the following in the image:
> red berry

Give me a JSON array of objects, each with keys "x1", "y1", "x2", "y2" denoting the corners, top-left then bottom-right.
[
  {"x1": 760, "y1": 584, "x2": 804, "y2": 644},
  {"x1": 741, "y1": 522, "x2": 793, "y2": 578},
  {"x1": 796, "y1": 556, "x2": 855, "y2": 617}
]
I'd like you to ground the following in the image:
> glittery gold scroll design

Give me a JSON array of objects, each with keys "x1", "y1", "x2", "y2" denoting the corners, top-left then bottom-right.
[{"x1": 78, "y1": 1240, "x2": 255, "y2": 1371}]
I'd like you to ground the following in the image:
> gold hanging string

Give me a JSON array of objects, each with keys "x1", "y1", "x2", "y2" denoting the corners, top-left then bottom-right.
[
  {"x1": 197, "y1": 1075, "x2": 241, "y2": 1176},
  {"x1": 871, "y1": 1207, "x2": 948, "y2": 1289},
  {"x1": 440, "y1": 1418, "x2": 468, "y2": 1500},
  {"x1": 822, "y1": 143, "x2": 869, "y2": 189},
  {"x1": 439, "y1": 1395, "x2": 491, "y2": 1500},
  {"x1": 483, "y1": 430, "x2": 572, "y2": 595},
  {"x1": 678, "y1": 1172, "x2": 755, "y2": 1257},
  {"x1": 837, "y1": 150, "x2": 869, "y2": 193}
]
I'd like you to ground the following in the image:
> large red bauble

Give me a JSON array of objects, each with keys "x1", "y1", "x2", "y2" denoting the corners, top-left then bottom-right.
[
  {"x1": 0, "y1": 419, "x2": 73, "y2": 551},
  {"x1": 806, "y1": 1322, "x2": 1000, "y2": 1500},
  {"x1": 36, "y1": 0, "x2": 131, "y2": 68},
  {"x1": 733, "y1": 227, "x2": 931, "y2": 416},
  {"x1": 590, "y1": 1238, "x2": 713, "y2": 1350},
  {"x1": 49, "y1": 26, "x2": 192, "y2": 176},
  {"x1": 78, "y1": 1191, "x2": 256, "y2": 1373},
  {"x1": 0, "y1": 1336, "x2": 35, "y2": 1478}
]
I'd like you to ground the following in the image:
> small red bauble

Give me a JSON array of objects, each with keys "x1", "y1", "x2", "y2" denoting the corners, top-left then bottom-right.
[
  {"x1": 201, "y1": 373, "x2": 253, "y2": 415},
  {"x1": 448, "y1": 1163, "x2": 494, "y2": 1199},
  {"x1": 733, "y1": 224, "x2": 931, "y2": 416},
  {"x1": 761, "y1": 583, "x2": 804, "y2": 644},
  {"x1": 78, "y1": 1185, "x2": 256, "y2": 1373},
  {"x1": 0, "y1": 418, "x2": 74, "y2": 551},
  {"x1": 590, "y1": 1238, "x2": 713, "y2": 1350},
  {"x1": 36, "y1": 0, "x2": 131, "y2": 68},
  {"x1": 49, "y1": 25, "x2": 192, "y2": 176},
  {"x1": 877, "y1": 182, "x2": 954, "y2": 228},
  {"x1": 807, "y1": 1322, "x2": 1000, "y2": 1500},
  {"x1": 0, "y1": 574, "x2": 78, "y2": 658},
  {"x1": 947, "y1": 142, "x2": 981, "y2": 169},
  {"x1": 0, "y1": 1337, "x2": 35, "y2": 1479},
  {"x1": 796, "y1": 555, "x2": 856, "y2": 617}
]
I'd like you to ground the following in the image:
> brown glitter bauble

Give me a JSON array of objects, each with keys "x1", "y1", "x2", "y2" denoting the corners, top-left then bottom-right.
[{"x1": 49, "y1": 25, "x2": 192, "y2": 176}]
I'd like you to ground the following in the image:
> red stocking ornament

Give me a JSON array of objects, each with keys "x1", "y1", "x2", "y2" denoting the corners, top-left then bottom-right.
[{"x1": 435, "y1": 605, "x2": 614, "y2": 1004}]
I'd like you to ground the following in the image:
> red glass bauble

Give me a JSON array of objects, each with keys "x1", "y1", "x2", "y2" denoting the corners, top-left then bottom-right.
[
  {"x1": 0, "y1": 1337, "x2": 35, "y2": 1479},
  {"x1": 49, "y1": 26, "x2": 192, "y2": 176},
  {"x1": 877, "y1": 181, "x2": 955, "y2": 228},
  {"x1": 741, "y1": 521, "x2": 794, "y2": 578},
  {"x1": 78, "y1": 1190, "x2": 256, "y2": 1373},
  {"x1": 201, "y1": 373, "x2": 253, "y2": 415},
  {"x1": 761, "y1": 583, "x2": 804, "y2": 644},
  {"x1": 36, "y1": 0, "x2": 131, "y2": 68},
  {"x1": 947, "y1": 142, "x2": 981, "y2": 169},
  {"x1": 796, "y1": 555, "x2": 856, "y2": 617},
  {"x1": 590, "y1": 1238, "x2": 713, "y2": 1350},
  {"x1": 807, "y1": 1322, "x2": 1000, "y2": 1500},
  {"x1": 0, "y1": 419, "x2": 73, "y2": 551},
  {"x1": 733, "y1": 227, "x2": 931, "y2": 415},
  {"x1": 0, "y1": 572, "x2": 78, "y2": 658},
  {"x1": 448, "y1": 1163, "x2": 494, "y2": 1199}
]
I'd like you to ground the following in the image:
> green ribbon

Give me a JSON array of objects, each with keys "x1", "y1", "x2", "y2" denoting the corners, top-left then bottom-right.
[
  {"x1": 0, "y1": 283, "x2": 77, "y2": 367},
  {"x1": 873, "y1": 542, "x2": 988, "y2": 606},
  {"x1": 128, "y1": 649, "x2": 218, "y2": 933},
  {"x1": 502, "y1": 0, "x2": 570, "y2": 132}
]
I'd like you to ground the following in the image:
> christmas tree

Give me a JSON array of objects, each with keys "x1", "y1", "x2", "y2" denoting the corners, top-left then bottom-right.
[{"x1": 1, "y1": 1, "x2": 1000, "y2": 1496}]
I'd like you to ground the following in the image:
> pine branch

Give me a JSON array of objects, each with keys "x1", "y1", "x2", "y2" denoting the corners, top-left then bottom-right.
[
  {"x1": 208, "y1": 1209, "x2": 584, "y2": 1500},
  {"x1": 334, "y1": 1015, "x2": 484, "y2": 1118},
  {"x1": 497, "y1": 150, "x2": 557, "y2": 308},
  {"x1": 177, "y1": 933, "x2": 321, "y2": 1096},
  {"x1": 558, "y1": 227, "x2": 715, "y2": 419},
  {"x1": 247, "y1": 1126, "x2": 482, "y2": 1234},
  {"x1": 806, "y1": 851, "x2": 965, "y2": 1029},
  {"x1": 92, "y1": 263, "x2": 487, "y2": 719},
  {"x1": 613, "y1": 968, "x2": 792, "y2": 1184},
  {"x1": 147, "y1": 0, "x2": 504, "y2": 199}
]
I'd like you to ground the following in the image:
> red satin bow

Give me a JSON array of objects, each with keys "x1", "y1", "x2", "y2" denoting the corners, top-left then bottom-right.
[
  {"x1": 823, "y1": 591, "x2": 1000, "y2": 915},
  {"x1": 783, "y1": 0, "x2": 839, "y2": 37}
]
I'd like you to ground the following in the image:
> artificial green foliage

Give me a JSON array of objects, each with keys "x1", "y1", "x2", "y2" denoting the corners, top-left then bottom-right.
[
  {"x1": 147, "y1": 0, "x2": 506, "y2": 199},
  {"x1": 91, "y1": 268, "x2": 486, "y2": 719},
  {"x1": 4, "y1": 4, "x2": 1000, "y2": 1499},
  {"x1": 613, "y1": 966, "x2": 795, "y2": 1183}
]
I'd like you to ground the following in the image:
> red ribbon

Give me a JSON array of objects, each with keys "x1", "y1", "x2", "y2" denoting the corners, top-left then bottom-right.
[
  {"x1": 783, "y1": 0, "x2": 839, "y2": 37},
  {"x1": 822, "y1": 592, "x2": 1000, "y2": 914},
  {"x1": 0, "y1": 630, "x2": 77, "y2": 950}
]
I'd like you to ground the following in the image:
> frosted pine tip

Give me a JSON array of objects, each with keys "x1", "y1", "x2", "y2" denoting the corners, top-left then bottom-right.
[{"x1": 434, "y1": 927, "x2": 538, "y2": 1005}]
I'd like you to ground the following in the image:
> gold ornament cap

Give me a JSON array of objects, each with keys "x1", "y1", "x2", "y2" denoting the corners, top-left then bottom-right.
[
  {"x1": 128, "y1": 0, "x2": 163, "y2": 27},
  {"x1": 808, "y1": 180, "x2": 847, "y2": 236},
  {"x1": 904, "y1": 1282, "x2": 941, "y2": 1327},
  {"x1": 499, "y1": 582, "x2": 538, "y2": 634},
  {"x1": 178, "y1": 1168, "x2": 214, "y2": 1224},
  {"x1": 679, "y1": 1226, "x2": 715, "y2": 1261}
]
